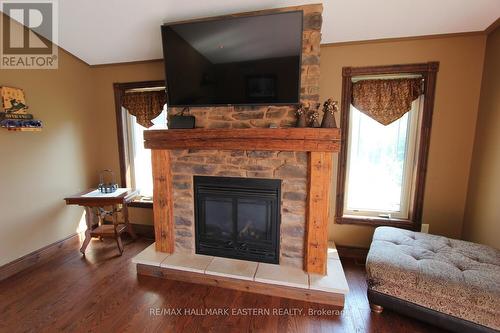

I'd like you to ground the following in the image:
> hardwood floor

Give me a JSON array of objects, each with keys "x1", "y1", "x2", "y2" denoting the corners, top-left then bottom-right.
[{"x1": 0, "y1": 237, "x2": 446, "y2": 333}]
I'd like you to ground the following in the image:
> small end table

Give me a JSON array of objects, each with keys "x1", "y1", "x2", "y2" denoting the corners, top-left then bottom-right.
[{"x1": 64, "y1": 188, "x2": 138, "y2": 255}]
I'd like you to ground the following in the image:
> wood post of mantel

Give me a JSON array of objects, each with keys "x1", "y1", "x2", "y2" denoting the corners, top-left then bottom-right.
[
  {"x1": 304, "y1": 151, "x2": 333, "y2": 275},
  {"x1": 151, "y1": 150, "x2": 174, "y2": 253}
]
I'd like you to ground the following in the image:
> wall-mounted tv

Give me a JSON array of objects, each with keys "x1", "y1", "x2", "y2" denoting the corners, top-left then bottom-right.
[{"x1": 161, "y1": 11, "x2": 303, "y2": 107}]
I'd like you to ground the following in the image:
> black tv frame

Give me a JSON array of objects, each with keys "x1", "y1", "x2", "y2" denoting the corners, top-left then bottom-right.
[{"x1": 161, "y1": 10, "x2": 303, "y2": 108}]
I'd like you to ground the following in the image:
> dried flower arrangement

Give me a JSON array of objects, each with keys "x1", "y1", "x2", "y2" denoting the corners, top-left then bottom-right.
[
  {"x1": 295, "y1": 103, "x2": 307, "y2": 128},
  {"x1": 321, "y1": 98, "x2": 338, "y2": 128}
]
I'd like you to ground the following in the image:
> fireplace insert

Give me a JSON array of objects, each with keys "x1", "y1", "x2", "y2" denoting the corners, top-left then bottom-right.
[{"x1": 194, "y1": 176, "x2": 281, "y2": 264}]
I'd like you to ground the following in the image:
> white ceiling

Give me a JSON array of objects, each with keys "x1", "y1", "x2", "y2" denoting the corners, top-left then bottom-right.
[{"x1": 3, "y1": 0, "x2": 500, "y2": 65}]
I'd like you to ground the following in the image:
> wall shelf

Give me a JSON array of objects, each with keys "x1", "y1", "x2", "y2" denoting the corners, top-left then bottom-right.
[{"x1": 3, "y1": 127, "x2": 42, "y2": 132}]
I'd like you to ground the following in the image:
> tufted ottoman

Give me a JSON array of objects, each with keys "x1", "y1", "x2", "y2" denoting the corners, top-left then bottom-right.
[{"x1": 366, "y1": 226, "x2": 500, "y2": 333}]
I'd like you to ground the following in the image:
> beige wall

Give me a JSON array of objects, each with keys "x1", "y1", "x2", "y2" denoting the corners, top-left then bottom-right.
[
  {"x1": 462, "y1": 27, "x2": 500, "y2": 250},
  {"x1": 320, "y1": 35, "x2": 487, "y2": 247},
  {"x1": 0, "y1": 48, "x2": 96, "y2": 266}
]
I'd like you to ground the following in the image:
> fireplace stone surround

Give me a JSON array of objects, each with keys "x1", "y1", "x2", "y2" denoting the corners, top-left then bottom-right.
[
  {"x1": 145, "y1": 127, "x2": 339, "y2": 275},
  {"x1": 172, "y1": 150, "x2": 307, "y2": 268}
]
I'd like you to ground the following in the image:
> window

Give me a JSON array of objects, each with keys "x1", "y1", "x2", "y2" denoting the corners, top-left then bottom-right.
[
  {"x1": 344, "y1": 99, "x2": 420, "y2": 219},
  {"x1": 336, "y1": 63, "x2": 439, "y2": 230},
  {"x1": 114, "y1": 81, "x2": 166, "y2": 207},
  {"x1": 124, "y1": 106, "x2": 167, "y2": 198}
]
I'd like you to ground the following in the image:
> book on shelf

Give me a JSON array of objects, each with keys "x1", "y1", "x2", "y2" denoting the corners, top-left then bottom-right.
[{"x1": 0, "y1": 113, "x2": 34, "y2": 120}]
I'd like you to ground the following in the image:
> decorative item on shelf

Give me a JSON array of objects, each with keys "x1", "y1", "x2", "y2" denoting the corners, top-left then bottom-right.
[
  {"x1": 321, "y1": 98, "x2": 339, "y2": 128},
  {"x1": 168, "y1": 106, "x2": 195, "y2": 129},
  {"x1": 1, "y1": 86, "x2": 28, "y2": 113},
  {"x1": 97, "y1": 169, "x2": 118, "y2": 193},
  {"x1": 308, "y1": 103, "x2": 321, "y2": 128},
  {"x1": 295, "y1": 103, "x2": 307, "y2": 128},
  {"x1": 0, "y1": 119, "x2": 43, "y2": 131},
  {"x1": 0, "y1": 86, "x2": 42, "y2": 131}
]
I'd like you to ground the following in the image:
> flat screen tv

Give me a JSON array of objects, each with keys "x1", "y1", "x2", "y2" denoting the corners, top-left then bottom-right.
[{"x1": 161, "y1": 11, "x2": 303, "y2": 107}]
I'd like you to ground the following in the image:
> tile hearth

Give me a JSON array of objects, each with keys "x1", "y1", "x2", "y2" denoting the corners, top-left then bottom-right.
[
  {"x1": 205, "y1": 257, "x2": 259, "y2": 281},
  {"x1": 133, "y1": 243, "x2": 349, "y2": 296},
  {"x1": 161, "y1": 252, "x2": 213, "y2": 274}
]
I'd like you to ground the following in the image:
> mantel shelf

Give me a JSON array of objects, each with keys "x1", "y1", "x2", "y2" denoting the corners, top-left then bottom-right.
[{"x1": 144, "y1": 128, "x2": 341, "y2": 152}]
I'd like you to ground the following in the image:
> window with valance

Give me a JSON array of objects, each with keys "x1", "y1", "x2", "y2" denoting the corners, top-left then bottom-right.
[
  {"x1": 122, "y1": 90, "x2": 167, "y2": 128},
  {"x1": 336, "y1": 63, "x2": 439, "y2": 230},
  {"x1": 351, "y1": 77, "x2": 423, "y2": 125},
  {"x1": 114, "y1": 83, "x2": 167, "y2": 205}
]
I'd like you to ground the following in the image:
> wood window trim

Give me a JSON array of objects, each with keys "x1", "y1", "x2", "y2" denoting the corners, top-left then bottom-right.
[
  {"x1": 335, "y1": 62, "x2": 439, "y2": 230},
  {"x1": 113, "y1": 80, "x2": 165, "y2": 209}
]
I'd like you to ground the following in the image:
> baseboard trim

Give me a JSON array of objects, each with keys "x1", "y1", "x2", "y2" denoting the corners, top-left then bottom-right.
[
  {"x1": 336, "y1": 246, "x2": 369, "y2": 261},
  {"x1": 0, "y1": 233, "x2": 80, "y2": 282}
]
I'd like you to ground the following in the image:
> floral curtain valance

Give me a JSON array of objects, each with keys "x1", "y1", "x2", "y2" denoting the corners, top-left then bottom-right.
[
  {"x1": 351, "y1": 78, "x2": 423, "y2": 125},
  {"x1": 122, "y1": 90, "x2": 166, "y2": 128}
]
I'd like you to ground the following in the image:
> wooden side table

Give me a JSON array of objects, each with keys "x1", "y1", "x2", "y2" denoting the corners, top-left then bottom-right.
[{"x1": 64, "y1": 189, "x2": 138, "y2": 255}]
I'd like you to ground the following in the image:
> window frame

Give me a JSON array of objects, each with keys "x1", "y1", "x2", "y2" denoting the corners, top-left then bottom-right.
[
  {"x1": 335, "y1": 62, "x2": 439, "y2": 230},
  {"x1": 113, "y1": 80, "x2": 165, "y2": 208}
]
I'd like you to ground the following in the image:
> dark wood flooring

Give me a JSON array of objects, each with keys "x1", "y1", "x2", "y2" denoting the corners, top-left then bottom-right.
[{"x1": 0, "y1": 237, "x2": 446, "y2": 333}]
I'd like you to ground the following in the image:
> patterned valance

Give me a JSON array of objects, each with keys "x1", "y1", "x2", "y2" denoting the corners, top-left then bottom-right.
[
  {"x1": 122, "y1": 90, "x2": 166, "y2": 128},
  {"x1": 352, "y1": 78, "x2": 423, "y2": 125}
]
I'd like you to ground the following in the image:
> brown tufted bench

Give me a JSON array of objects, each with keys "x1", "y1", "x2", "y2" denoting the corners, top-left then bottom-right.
[{"x1": 366, "y1": 226, "x2": 500, "y2": 333}]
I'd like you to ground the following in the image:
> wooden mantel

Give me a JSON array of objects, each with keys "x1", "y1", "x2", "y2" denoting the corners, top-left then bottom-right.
[
  {"x1": 145, "y1": 127, "x2": 341, "y2": 275},
  {"x1": 144, "y1": 128, "x2": 340, "y2": 152}
]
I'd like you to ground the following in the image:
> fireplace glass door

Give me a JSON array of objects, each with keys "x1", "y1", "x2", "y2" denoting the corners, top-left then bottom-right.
[{"x1": 194, "y1": 176, "x2": 281, "y2": 264}]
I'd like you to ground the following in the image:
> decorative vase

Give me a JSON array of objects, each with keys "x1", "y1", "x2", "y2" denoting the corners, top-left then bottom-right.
[
  {"x1": 321, "y1": 98, "x2": 338, "y2": 128},
  {"x1": 308, "y1": 103, "x2": 321, "y2": 128},
  {"x1": 295, "y1": 104, "x2": 307, "y2": 128}
]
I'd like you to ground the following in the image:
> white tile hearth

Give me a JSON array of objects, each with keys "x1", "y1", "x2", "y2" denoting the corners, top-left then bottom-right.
[
  {"x1": 133, "y1": 243, "x2": 349, "y2": 296},
  {"x1": 131, "y1": 243, "x2": 169, "y2": 266},
  {"x1": 161, "y1": 253, "x2": 213, "y2": 273},
  {"x1": 205, "y1": 257, "x2": 258, "y2": 281},
  {"x1": 255, "y1": 263, "x2": 309, "y2": 288},
  {"x1": 309, "y1": 258, "x2": 349, "y2": 294},
  {"x1": 327, "y1": 241, "x2": 339, "y2": 260}
]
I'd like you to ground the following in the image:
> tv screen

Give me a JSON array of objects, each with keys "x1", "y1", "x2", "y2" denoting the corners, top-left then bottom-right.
[{"x1": 161, "y1": 11, "x2": 303, "y2": 107}]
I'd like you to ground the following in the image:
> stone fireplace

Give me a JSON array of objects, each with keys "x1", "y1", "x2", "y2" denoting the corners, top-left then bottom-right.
[
  {"x1": 144, "y1": 4, "x2": 339, "y2": 275},
  {"x1": 135, "y1": 4, "x2": 348, "y2": 307},
  {"x1": 146, "y1": 125, "x2": 339, "y2": 275}
]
